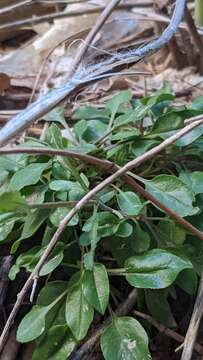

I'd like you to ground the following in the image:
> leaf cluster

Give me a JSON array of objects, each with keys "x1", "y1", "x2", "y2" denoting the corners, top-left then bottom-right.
[{"x1": 2, "y1": 88, "x2": 203, "y2": 359}]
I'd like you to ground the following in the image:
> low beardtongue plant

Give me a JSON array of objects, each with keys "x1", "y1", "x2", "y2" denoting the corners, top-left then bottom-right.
[{"x1": 1, "y1": 88, "x2": 203, "y2": 359}]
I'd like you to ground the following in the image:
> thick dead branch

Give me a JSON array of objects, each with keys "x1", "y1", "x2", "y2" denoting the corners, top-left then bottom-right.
[
  {"x1": 0, "y1": 114, "x2": 203, "y2": 353},
  {"x1": 0, "y1": 0, "x2": 186, "y2": 147}
]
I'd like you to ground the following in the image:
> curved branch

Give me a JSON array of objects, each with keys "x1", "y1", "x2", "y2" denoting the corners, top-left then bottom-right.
[{"x1": 0, "y1": 0, "x2": 186, "y2": 147}]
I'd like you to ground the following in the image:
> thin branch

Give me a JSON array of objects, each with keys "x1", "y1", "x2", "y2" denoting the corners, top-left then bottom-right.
[
  {"x1": 0, "y1": 114, "x2": 203, "y2": 352},
  {"x1": 134, "y1": 310, "x2": 203, "y2": 356},
  {"x1": 0, "y1": 0, "x2": 186, "y2": 147},
  {"x1": 180, "y1": 273, "x2": 203, "y2": 360},
  {"x1": 71, "y1": 289, "x2": 137, "y2": 359}
]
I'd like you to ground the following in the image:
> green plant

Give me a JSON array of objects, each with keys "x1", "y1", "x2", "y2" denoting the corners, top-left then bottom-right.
[
  {"x1": 1, "y1": 88, "x2": 203, "y2": 359},
  {"x1": 195, "y1": 0, "x2": 203, "y2": 27}
]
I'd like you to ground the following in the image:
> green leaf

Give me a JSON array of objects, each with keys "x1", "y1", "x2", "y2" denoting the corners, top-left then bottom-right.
[
  {"x1": 74, "y1": 119, "x2": 87, "y2": 141},
  {"x1": 0, "y1": 220, "x2": 15, "y2": 242},
  {"x1": 52, "y1": 162, "x2": 70, "y2": 180},
  {"x1": 145, "y1": 175, "x2": 199, "y2": 217},
  {"x1": 176, "y1": 269, "x2": 198, "y2": 295},
  {"x1": 50, "y1": 207, "x2": 78, "y2": 227},
  {"x1": 111, "y1": 129, "x2": 140, "y2": 141},
  {"x1": 107, "y1": 236, "x2": 137, "y2": 266},
  {"x1": 132, "y1": 139, "x2": 159, "y2": 157},
  {"x1": 17, "y1": 282, "x2": 68, "y2": 343},
  {"x1": 99, "y1": 189, "x2": 115, "y2": 203},
  {"x1": 9, "y1": 264, "x2": 19, "y2": 281},
  {"x1": 191, "y1": 95, "x2": 203, "y2": 110},
  {"x1": 83, "y1": 205, "x2": 99, "y2": 270},
  {"x1": 152, "y1": 111, "x2": 184, "y2": 133},
  {"x1": 49, "y1": 180, "x2": 73, "y2": 191},
  {"x1": 176, "y1": 124, "x2": 203, "y2": 146},
  {"x1": 125, "y1": 249, "x2": 192, "y2": 289},
  {"x1": 106, "y1": 90, "x2": 132, "y2": 120},
  {"x1": 82, "y1": 119, "x2": 108, "y2": 142},
  {"x1": 9, "y1": 162, "x2": 49, "y2": 190},
  {"x1": 45, "y1": 124, "x2": 63, "y2": 148},
  {"x1": 179, "y1": 171, "x2": 203, "y2": 195},
  {"x1": 117, "y1": 191, "x2": 143, "y2": 216},
  {"x1": 32, "y1": 325, "x2": 76, "y2": 360},
  {"x1": 0, "y1": 170, "x2": 8, "y2": 185},
  {"x1": 79, "y1": 232, "x2": 96, "y2": 246},
  {"x1": 73, "y1": 106, "x2": 110, "y2": 120},
  {"x1": 82, "y1": 263, "x2": 109, "y2": 314},
  {"x1": 43, "y1": 106, "x2": 67, "y2": 128},
  {"x1": 113, "y1": 109, "x2": 143, "y2": 128},
  {"x1": 65, "y1": 282, "x2": 94, "y2": 340},
  {"x1": 9, "y1": 246, "x2": 42, "y2": 279},
  {"x1": 145, "y1": 289, "x2": 177, "y2": 328},
  {"x1": 39, "y1": 250, "x2": 64, "y2": 276},
  {"x1": 116, "y1": 221, "x2": 133, "y2": 238},
  {"x1": 101, "y1": 316, "x2": 151, "y2": 360},
  {"x1": 37, "y1": 281, "x2": 68, "y2": 306},
  {"x1": 134, "y1": 224, "x2": 150, "y2": 253},
  {"x1": 11, "y1": 209, "x2": 50, "y2": 253},
  {"x1": 0, "y1": 191, "x2": 26, "y2": 212},
  {"x1": 17, "y1": 305, "x2": 50, "y2": 342},
  {"x1": 83, "y1": 212, "x2": 120, "y2": 238},
  {"x1": 157, "y1": 220, "x2": 186, "y2": 246},
  {"x1": 21, "y1": 208, "x2": 50, "y2": 239},
  {"x1": 0, "y1": 154, "x2": 24, "y2": 172},
  {"x1": 50, "y1": 180, "x2": 86, "y2": 200}
]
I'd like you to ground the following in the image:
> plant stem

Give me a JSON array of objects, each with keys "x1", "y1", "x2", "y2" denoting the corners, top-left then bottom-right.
[
  {"x1": 61, "y1": 263, "x2": 80, "y2": 269},
  {"x1": 107, "y1": 268, "x2": 127, "y2": 275}
]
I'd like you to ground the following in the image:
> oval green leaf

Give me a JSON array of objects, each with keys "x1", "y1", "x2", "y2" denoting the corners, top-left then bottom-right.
[
  {"x1": 145, "y1": 175, "x2": 199, "y2": 217},
  {"x1": 101, "y1": 316, "x2": 151, "y2": 360},
  {"x1": 125, "y1": 249, "x2": 192, "y2": 289},
  {"x1": 17, "y1": 305, "x2": 50, "y2": 343},
  {"x1": 65, "y1": 283, "x2": 94, "y2": 341},
  {"x1": 32, "y1": 325, "x2": 76, "y2": 360},
  {"x1": 82, "y1": 263, "x2": 109, "y2": 315},
  {"x1": 9, "y1": 162, "x2": 49, "y2": 191},
  {"x1": 117, "y1": 191, "x2": 143, "y2": 216}
]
